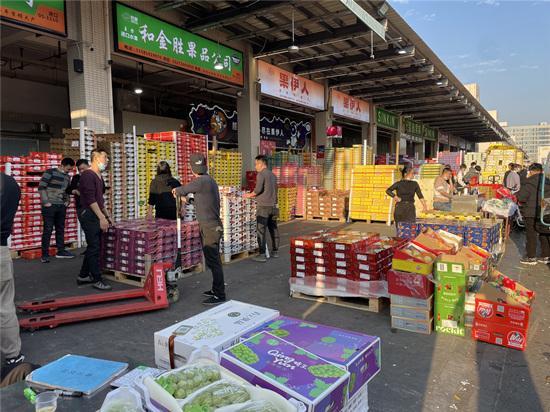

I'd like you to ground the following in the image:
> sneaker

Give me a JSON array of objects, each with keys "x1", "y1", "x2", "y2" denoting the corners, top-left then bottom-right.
[
  {"x1": 252, "y1": 255, "x2": 268, "y2": 263},
  {"x1": 93, "y1": 280, "x2": 112, "y2": 291},
  {"x1": 76, "y1": 275, "x2": 95, "y2": 285},
  {"x1": 5, "y1": 354, "x2": 25, "y2": 366},
  {"x1": 271, "y1": 250, "x2": 279, "y2": 258},
  {"x1": 537, "y1": 257, "x2": 550, "y2": 264},
  {"x1": 40, "y1": 256, "x2": 50, "y2": 263},
  {"x1": 56, "y1": 250, "x2": 75, "y2": 259},
  {"x1": 203, "y1": 290, "x2": 216, "y2": 297},
  {"x1": 520, "y1": 257, "x2": 538, "y2": 265},
  {"x1": 202, "y1": 296, "x2": 226, "y2": 306}
]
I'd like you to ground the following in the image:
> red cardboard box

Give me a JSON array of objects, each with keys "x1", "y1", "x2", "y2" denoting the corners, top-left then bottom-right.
[
  {"x1": 475, "y1": 282, "x2": 532, "y2": 330},
  {"x1": 388, "y1": 270, "x2": 434, "y2": 299},
  {"x1": 472, "y1": 318, "x2": 527, "y2": 351}
]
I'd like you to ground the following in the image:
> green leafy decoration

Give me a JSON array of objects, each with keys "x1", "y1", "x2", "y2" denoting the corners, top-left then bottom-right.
[
  {"x1": 266, "y1": 339, "x2": 280, "y2": 346},
  {"x1": 321, "y1": 336, "x2": 337, "y2": 344},
  {"x1": 299, "y1": 322, "x2": 318, "y2": 328},
  {"x1": 270, "y1": 329, "x2": 290, "y2": 338},
  {"x1": 268, "y1": 320, "x2": 285, "y2": 330}
]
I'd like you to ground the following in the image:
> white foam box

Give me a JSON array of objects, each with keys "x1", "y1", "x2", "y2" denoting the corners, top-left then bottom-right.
[{"x1": 154, "y1": 300, "x2": 279, "y2": 369}]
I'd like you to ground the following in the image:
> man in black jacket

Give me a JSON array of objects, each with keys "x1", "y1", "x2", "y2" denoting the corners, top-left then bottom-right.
[{"x1": 517, "y1": 163, "x2": 550, "y2": 265}]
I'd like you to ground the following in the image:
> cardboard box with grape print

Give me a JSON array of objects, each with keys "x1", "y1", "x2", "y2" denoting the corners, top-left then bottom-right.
[
  {"x1": 240, "y1": 316, "x2": 381, "y2": 398},
  {"x1": 221, "y1": 332, "x2": 350, "y2": 412}
]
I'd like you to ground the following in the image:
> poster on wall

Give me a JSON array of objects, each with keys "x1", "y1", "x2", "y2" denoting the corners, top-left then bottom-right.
[
  {"x1": 259, "y1": 140, "x2": 276, "y2": 156},
  {"x1": 189, "y1": 104, "x2": 238, "y2": 144},
  {"x1": 331, "y1": 89, "x2": 370, "y2": 123},
  {"x1": 260, "y1": 115, "x2": 311, "y2": 148},
  {"x1": 258, "y1": 60, "x2": 325, "y2": 111},
  {"x1": 113, "y1": 2, "x2": 244, "y2": 86},
  {"x1": 0, "y1": 0, "x2": 66, "y2": 37}
]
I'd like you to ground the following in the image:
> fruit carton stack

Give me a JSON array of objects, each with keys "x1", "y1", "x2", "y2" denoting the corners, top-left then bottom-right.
[
  {"x1": 296, "y1": 166, "x2": 323, "y2": 216},
  {"x1": 437, "y1": 151, "x2": 463, "y2": 173},
  {"x1": 349, "y1": 165, "x2": 399, "y2": 222},
  {"x1": 323, "y1": 147, "x2": 335, "y2": 190},
  {"x1": 179, "y1": 220, "x2": 203, "y2": 268},
  {"x1": 305, "y1": 188, "x2": 327, "y2": 218},
  {"x1": 136, "y1": 137, "x2": 158, "y2": 217},
  {"x1": 245, "y1": 171, "x2": 257, "y2": 192},
  {"x1": 1, "y1": 152, "x2": 78, "y2": 252},
  {"x1": 123, "y1": 133, "x2": 137, "y2": 219},
  {"x1": 483, "y1": 145, "x2": 524, "y2": 183},
  {"x1": 62, "y1": 128, "x2": 96, "y2": 160},
  {"x1": 464, "y1": 152, "x2": 485, "y2": 167},
  {"x1": 472, "y1": 271, "x2": 534, "y2": 351},
  {"x1": 305, "y1": 189, "x2": 349, "y2": 220},
  {"x1": 49, "y1": 138, "x2": 64, "y2": 154},
  {"x1": 219, "y1": 187, "x2": 258, "y2": 258},
  {"x1": 208, "y1": 150, "x2": 242, "y2": 187},
  {"x1": 278, "y1": 186, "x2": 297, "y2": 222},
  {"x1": 416, "y1": 163, "x2": 442, "y2": 211}
]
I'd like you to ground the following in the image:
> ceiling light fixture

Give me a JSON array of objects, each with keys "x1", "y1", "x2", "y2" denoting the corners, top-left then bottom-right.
[
  {"x1": 288, "y1": 9, "x2": 300, "y2": 53},
  {"x1": 134, "y1": 62, "x2": 143, "y2": 95},
  {"x1": 134, "y1": 87, "x2": 143, "y2": 95}
]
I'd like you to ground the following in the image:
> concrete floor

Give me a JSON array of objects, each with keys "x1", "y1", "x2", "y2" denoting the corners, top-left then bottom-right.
[{"x1": 7, "y1": 220, "x2": 550, "y2": 412}]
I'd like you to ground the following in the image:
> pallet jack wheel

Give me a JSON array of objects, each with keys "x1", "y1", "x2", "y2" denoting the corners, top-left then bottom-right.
[{"x1": 167, "y1": 286, "x2": 180, "y2": 303}]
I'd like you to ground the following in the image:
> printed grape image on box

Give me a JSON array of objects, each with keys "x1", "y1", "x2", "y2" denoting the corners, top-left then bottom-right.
[
  {"x1": 241, "y1": 316, "x2": 381, "y2": 398},
  {"x1": 221, "y1": 332, "x2": 350, "y2": 412}
]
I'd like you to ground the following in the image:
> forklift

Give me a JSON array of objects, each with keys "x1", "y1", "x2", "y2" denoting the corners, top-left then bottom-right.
[{"x1": 17, "y1": 196, "x2": 188, "y2": 330}]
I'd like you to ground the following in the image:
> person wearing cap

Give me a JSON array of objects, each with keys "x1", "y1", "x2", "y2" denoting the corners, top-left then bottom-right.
[
  {"x1": 517, "y1": 162, "x2": 550, "y2": 265},
  {"x1": 173, "y1": 154, "x2": 226, "y2": 305}
]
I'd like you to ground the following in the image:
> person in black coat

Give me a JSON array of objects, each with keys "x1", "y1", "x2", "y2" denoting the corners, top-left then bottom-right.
[
  {"x1": 147, "y1": 161, "x2": 181, "y2": 220},
  {"x1": 517, "y1": 163, "x2": 550, "y2": 265}
]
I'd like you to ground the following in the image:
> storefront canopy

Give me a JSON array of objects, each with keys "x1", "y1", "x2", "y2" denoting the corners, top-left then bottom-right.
[{"x1": 158, "y1": 0, "x2": 513, "y2": 144}]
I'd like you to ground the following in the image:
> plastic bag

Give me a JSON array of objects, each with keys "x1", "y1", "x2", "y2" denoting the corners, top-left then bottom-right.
[
  {"x1": 100, "y1": 386, "x2": 145, "y2": 412},
  {"x1": 180, "y1": 380, "x2": 252, "y2": 412}
]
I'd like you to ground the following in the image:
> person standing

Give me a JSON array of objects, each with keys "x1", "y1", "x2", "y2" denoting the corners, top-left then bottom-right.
[
  {"x1": 243, "y1": 155, "x2": 279, "y2": 263},
  {"x1": 76, "y1": 149, "x2": 112, "y2": 291},
  {"x1": 386, "y1": 166, "x2": 428, "y2": 227},
  {"x1": 433, "y1": 167, "x2": 454, "y2": 211},
  {"x1": 0, "y1": 173, "x2": 24, "y2": 369},
  {"x1": 38, "y1": 157, "x2": 75, "y2": 263},
  {"x1": 66, "y1": 159, "x2": 90, "y2": 215},
  {"x1": 173, "y1": 154, "x2": 226, "y2": 305},
  {"x1": 456, "y1": 164, "x2": 467, "y2": 195},
  {"x1": 503, "y1": 163, "x2": 515, "y2": 189},
  {"x1": 504, "y1": 163, "x2": 521, "y2": 194},
  {"x1": 517, "y1": 163, "x2": 550, "y2": 265},
  {"x1": 147, "y1": 161, "x2": 181, "y2": 220}
]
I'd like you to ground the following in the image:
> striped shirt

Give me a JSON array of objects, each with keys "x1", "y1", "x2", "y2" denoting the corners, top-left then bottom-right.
[{"x1": 38, "y1": 168, "x2": 70, "y2": 205}]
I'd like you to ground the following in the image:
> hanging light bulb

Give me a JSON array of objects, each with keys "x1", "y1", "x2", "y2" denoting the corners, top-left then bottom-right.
[
  {"x1": 288, "y1": 9, "x2": 299, "y2": 53},
  {"x1": 214, "y1": 39, "x2": 224, "y2": 70}
]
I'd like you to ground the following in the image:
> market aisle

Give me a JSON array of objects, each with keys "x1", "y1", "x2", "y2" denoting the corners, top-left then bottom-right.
[{"x1": 11, "y1": 221, "x2": 550, "y2": 412}]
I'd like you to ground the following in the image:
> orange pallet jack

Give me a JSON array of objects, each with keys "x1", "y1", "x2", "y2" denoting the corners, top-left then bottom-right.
[{"x1": 17, "y1": 262, "x2": 172, "y2": 331}]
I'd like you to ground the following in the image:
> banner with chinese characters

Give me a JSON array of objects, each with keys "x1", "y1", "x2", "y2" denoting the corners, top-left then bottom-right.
[
  {"x1": 376, "y1": 108, "x2": 399, "y2": 130},
  {"x1": 438, "y1": 131, "x2": 449, "y2": 144},
  {"x1": 260, "y1": 115, "x2": 311, "y2": 148},
  {"x1": 189, "y1": 104, "x2": 238, "y2": 144},
  {"x1": 258, "y1": 60, "x2": 325, "y2": 111},
  {"x1": 1, "y1": 0, "x2": 66, "y2": 36},
  {"x1": 113, "y1": 2, "x2": 244, "y2": 86},
  {"x1": 330, "y1": 89, "x2": 370, "y2": 123}
]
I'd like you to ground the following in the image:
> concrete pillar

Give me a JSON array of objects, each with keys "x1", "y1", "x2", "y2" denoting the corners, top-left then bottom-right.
[
  {"x1": 66, "y1": 0, "x2": 114, "y2": 133},
  {"x1": 237, "y1": 44, "x2": 260, "y2": 177},
  {"x1": 369, "y1": 103, "x2": 377, "y2": 155},
  {"x1": 314, "y1": 111, "x2": 331, "y2": 149}
]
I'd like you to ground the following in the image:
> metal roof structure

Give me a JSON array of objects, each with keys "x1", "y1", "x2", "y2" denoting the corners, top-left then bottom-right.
[{"x1": 158, "y1": 0, "x2": 513, "y2": 144}]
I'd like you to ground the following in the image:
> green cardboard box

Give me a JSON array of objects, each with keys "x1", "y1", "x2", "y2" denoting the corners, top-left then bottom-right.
[{"x1": 434, "y1": 259, "x2": 467, "y2": 337}]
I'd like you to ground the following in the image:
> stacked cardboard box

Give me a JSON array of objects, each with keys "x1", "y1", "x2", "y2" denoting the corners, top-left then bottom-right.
[
  {"x1": 208, "y1": 150, "x2": 242, "y2": 187},
  {"x1": 219, "y1": 187, "x2": 257, "y2": 258},
  {"x1": 349, "y1": 165, "x2": 399, "y2": 222},
  {"x1": 49, "y1": 138, "x2": 64, "y2": 155},
  {"x1": 433, "y1": 258, "x2": 468, "y2": 337},
  {"x1": 323, "y1": 147, "x2": 335, "y2": 190},
  {"x1": 62, "y1": 128, "x2": 95, "y2": 160},
  {"x1": 464, "y1": 152, "x2": 485, "y2": 167},
  {"x1": 416, "y1": 163, "x2": 443, "y2": 211},
  {"x1": 245, "y1": 171, "x2": 257, "y2": 192},
  {"x1": 295, "y1": 165, "x2": 322, "y2": 216},
  {"x1": 272, "y1": 164, "x2": 298, "y2": 186},
  {"x1": 101, "y1": 218, "x2": 202, "y2": 275},
  {"x1": 483, "y1": 145, "x2": 524, "y2": 183},
  {"x1": 0, "y1": 152, "x2": 78, "y2": 252},
  {"x1": 305, "y1": 189, "x2": 349, "y2": 220},
  {"x1": 437, "y1": 151, "x2": 463, "y2": 173},
  {"x1": 278, "y1": 186, "x2": 297, "y2": 222},
  {"x1": 334, "y1": 146, "x2": 362, "y2": 191},
  {"x1": 472, "y1": 271, "x2": 534, "y2": 351}
]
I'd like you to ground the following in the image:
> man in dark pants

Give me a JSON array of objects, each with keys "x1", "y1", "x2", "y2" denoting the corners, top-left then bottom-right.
[
  {"x1": 76, "y1": 149, "x2": 112, "y2": 291},
  {"x1": 517, "y1": 163, "x2": 550, "y2": 265},
  {"x1": 66, "y1": 159, "x2": 90, "y2": 214},
  {"x1": 38, "y1": 157, "x2": 75, "y2": 263},
  {"x1": 244, "y1": 155, "x2": 279, "y2": 262},
  {"x1": 173, "y1": 154, "x2": 226, "y2": 305}
]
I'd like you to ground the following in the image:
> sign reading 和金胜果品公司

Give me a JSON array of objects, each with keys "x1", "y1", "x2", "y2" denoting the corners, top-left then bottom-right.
[
  {"x1": 0, "y1": 0, "x2": 66, "y2": 37},
  {"x1": 113, "y1": 2, "x2": 244, "y2": 87}
]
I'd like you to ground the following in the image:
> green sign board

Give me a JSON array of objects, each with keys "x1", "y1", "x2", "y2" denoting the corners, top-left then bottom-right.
[
  {"x1": 423, "y1": 125, "x2": 437, "y2": 141},
  {"x1": 113, "y1": 2, "x2": 244, "y2": 87},
  {"x1": 1, "y1": 0, "x2": 66, "y2": 36},
  {"x1": 376, "y1": 108, "x2": 399, "y2": 130},
  {"x1": 404, "y1": 118, "x2": 423, "y2": 137}
]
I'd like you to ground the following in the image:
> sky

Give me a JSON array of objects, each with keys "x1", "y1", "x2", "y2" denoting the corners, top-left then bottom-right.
[{"x1": 389, "y1": 0, "x2": 550, "y2": 126}]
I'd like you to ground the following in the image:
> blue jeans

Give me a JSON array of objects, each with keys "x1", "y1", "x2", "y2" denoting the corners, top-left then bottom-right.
[{"x1": 433, "y1": 201, "x2": 451, "y2": 211}]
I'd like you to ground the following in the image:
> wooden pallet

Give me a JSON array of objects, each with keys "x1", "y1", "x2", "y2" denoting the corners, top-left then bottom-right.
[
  {"x1": 290, "y1": 291, "x2": 383, "y2": 313},
  {"x1": 305, "y1": 215, "x2": 347, "y2": 223},
  {"x1": 349, "y1": 218, "x2": 393, "y2": 225},
  {"x1": 10, "y1": 242, "x2": 79, "y2": 259},
  {"x1": 221, "y1": 249, "x2": 258, "y2": 264},
  {"x1": 104, "y1": 262, "x2": 203, "y2": 286}
]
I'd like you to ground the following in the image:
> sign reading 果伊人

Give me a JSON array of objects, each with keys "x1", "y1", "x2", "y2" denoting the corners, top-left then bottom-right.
[
  {"x1": 258, "y1": 60, "x2": 325, "y2": 111},
  {"x1": 0, "y1": 0, "x2": 66, "y2": 37},
  {"x1": 376, "y1": 108, "x2": 399, "y2": 130},
  {"x1": 331, "y1": 89, "x2": 370, "y2": 123},
  {"x1": 113, "y1": 2, "x2": 243, "y2": 87}
]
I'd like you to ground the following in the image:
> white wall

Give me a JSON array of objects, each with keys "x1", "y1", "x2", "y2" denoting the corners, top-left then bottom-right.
[{"x1": 117, "y1": 111, "x2": 184, "y2": 135}]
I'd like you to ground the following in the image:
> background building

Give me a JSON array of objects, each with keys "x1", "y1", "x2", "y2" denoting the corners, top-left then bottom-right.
[
  {"x1": 464, "y1": 83, "x2": 480, "y2": 101},
  {"x1": 505, "y1": 122, "x2": 550, "y2": 161}
]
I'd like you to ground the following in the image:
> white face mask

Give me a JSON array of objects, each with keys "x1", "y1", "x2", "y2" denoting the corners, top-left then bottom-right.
[{"x1": 98, "y1": 162, "x2": 107, "y2": 172}]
